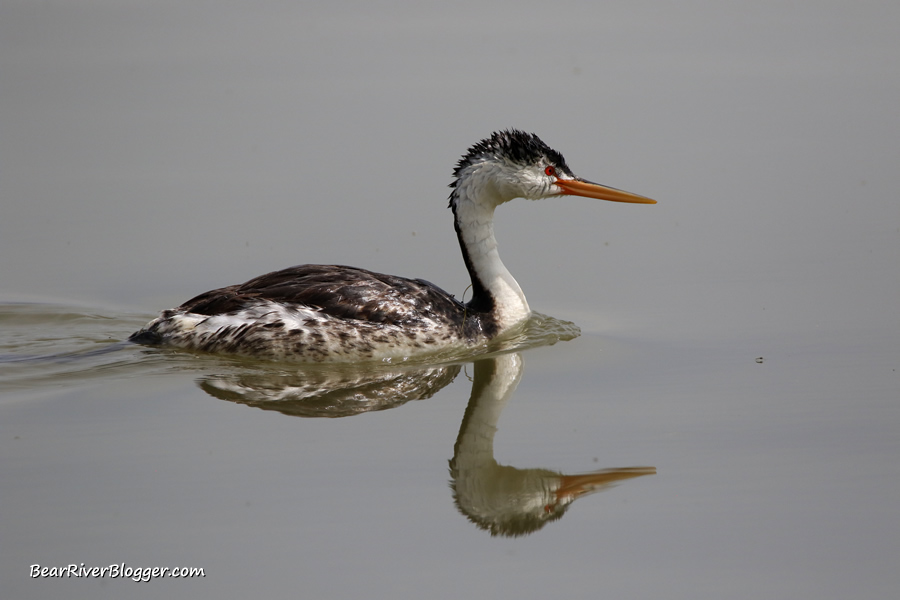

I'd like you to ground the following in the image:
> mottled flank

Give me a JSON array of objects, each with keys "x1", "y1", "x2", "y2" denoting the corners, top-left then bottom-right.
[{"x1": 130, "y1": 265, "x2": 498, "y2": 362}]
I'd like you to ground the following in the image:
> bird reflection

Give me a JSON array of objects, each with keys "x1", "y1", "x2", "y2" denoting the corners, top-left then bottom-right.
[
  {"x1": 450, "y1": 354, "x2": 655, "y2": 537},
  {"x1": 200, "y1": 363, "x2": 459, "y2": 418},
  {"x1": 195, "y1": 312, "x2": 580, "y2": 417},
  {"x1": 197, "y1": 352, "x2": 654, "y2": 536}
]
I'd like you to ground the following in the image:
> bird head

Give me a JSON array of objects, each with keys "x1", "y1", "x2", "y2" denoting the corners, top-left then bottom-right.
[{"x1": 449, "y1": 129, "x2": 656, "y2": 207}]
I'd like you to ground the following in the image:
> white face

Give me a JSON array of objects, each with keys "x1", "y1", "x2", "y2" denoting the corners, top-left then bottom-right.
[
  {"x1": 453, "y1": 151, "x2": 587, "y2": 208},
  {"x1": 496, "y1": 156, "x2": 573, "y2": 202}
]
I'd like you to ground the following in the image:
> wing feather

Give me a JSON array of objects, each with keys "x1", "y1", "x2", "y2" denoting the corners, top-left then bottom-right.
[{"x1": 177, "y1": 264, "x2": 465, "y2": 327}]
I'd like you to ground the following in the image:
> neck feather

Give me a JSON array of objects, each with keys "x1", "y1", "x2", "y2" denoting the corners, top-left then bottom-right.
[{"x1": 450, "y1": 183, "x2": 530, "y2": 331}]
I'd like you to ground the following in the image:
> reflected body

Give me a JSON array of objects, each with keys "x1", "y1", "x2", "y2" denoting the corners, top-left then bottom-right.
[{"x1": 130, "y1": 130, "x2": 655, "y2": 362}]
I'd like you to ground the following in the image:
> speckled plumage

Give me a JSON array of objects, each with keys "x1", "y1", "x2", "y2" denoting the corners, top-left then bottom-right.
[{"x1": 130, "y1": 265, "x2": 497, "y2": 362}]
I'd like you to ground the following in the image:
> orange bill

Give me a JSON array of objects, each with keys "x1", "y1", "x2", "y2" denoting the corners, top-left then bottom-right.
[
  {"x1": 556, "y1": 178, "x2": 657, "y2": 204},
  {"x1": 555, "y1": 467, "x2": 657, "y2": 501}
]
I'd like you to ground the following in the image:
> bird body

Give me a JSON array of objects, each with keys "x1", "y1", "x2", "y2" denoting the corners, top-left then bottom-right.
[
  {"x1": 130, "y1": 130, "x2": 655, "y2": 362},
  {"x1": 132, "y1": 265, "x2": 486, "y2": 362}
]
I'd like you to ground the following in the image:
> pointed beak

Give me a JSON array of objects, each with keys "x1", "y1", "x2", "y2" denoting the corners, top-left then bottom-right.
[
  {"x1": 556, "y1": 178, "x2": 657, "y2": 204},
  {"x1": 555, "y1": 467, "x2": 657, "y2": 501}
]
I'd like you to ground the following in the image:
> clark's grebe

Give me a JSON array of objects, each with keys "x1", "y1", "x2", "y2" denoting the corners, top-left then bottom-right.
[{"x1": 130, "y1": 130, "x2": 656, "y2": 361}]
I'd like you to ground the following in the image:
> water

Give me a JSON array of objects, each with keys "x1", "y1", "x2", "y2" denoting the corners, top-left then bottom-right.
[{"x1": 2, "y1": 2, "x2": 899, "y2": 599}]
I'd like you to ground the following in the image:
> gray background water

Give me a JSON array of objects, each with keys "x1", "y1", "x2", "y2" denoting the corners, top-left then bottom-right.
[{"x1": 2, "y1": 2, "x2": 898, "y2": 599}]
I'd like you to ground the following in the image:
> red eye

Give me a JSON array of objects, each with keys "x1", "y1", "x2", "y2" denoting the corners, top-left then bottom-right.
[{"x1": 544, "y1": 165, "x2": 556, "y2": 177}]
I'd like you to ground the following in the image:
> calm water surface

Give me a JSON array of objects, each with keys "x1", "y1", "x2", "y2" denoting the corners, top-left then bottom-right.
[{"x1": 2, "y1": 2, "x2": 899, "y2": 599}]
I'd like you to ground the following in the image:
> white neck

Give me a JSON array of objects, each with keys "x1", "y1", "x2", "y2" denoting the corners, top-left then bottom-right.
[{"x1": 452, "y1": 179, "x2": 531, "y2": 332}]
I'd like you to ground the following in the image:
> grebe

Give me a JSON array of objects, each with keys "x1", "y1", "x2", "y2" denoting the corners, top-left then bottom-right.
[{"x1": 130, "y1": 130, "x2": 656, "y2": 362}]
